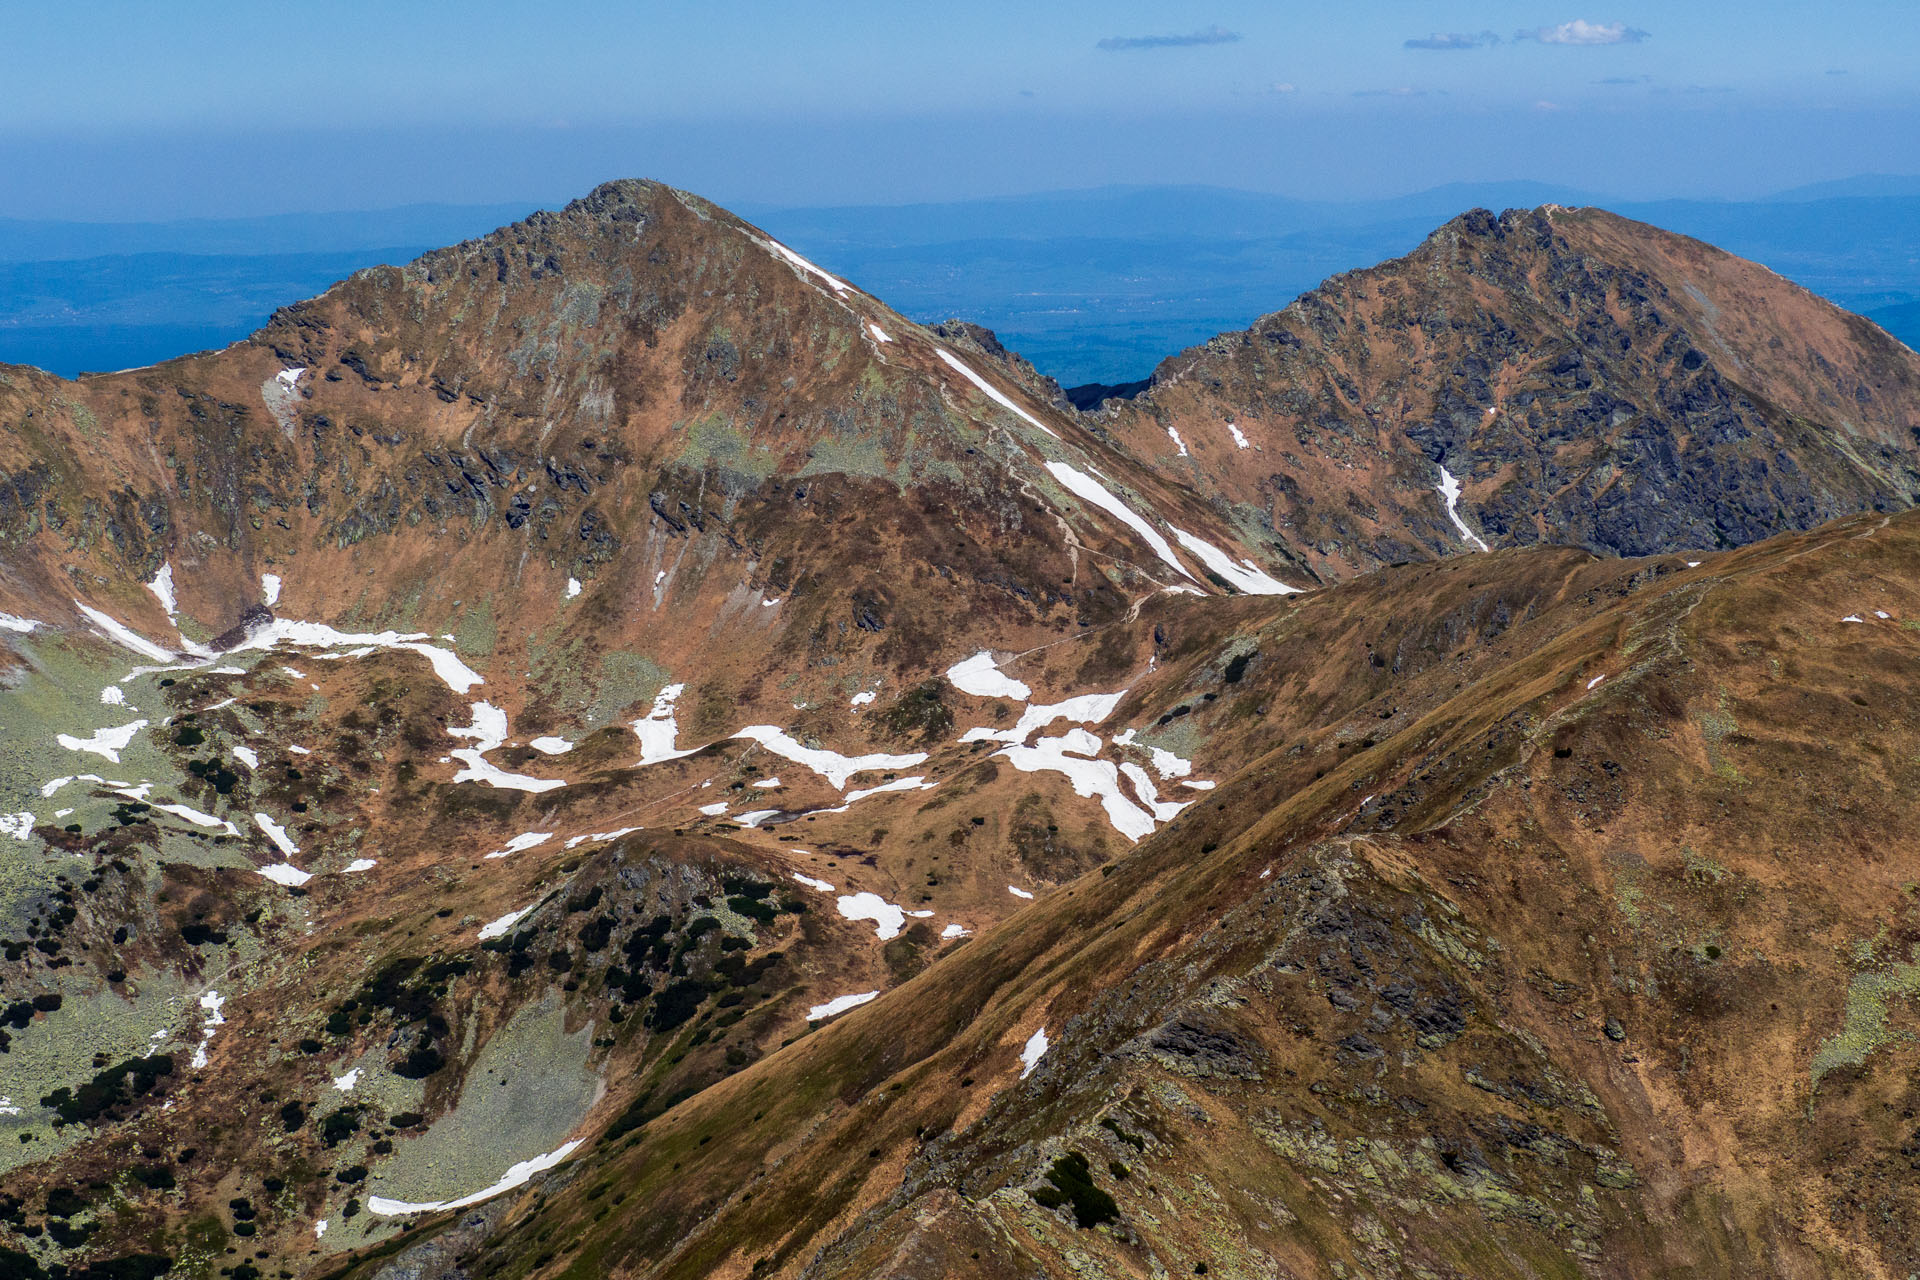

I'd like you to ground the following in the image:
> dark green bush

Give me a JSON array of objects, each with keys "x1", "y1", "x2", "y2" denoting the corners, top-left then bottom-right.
[
  {"x1": 319, "y1": 1108, "x2": 360, "y2": 1148},
  {"x1": 130, "y1": 1165, "x2": 175, "y2": 1191},
  {"x1": 1029, "y1": 1152, "x2": 1119, "y2": 1228},
  {"x1": 39, "y1": 1056, "x2": 173, "y2": 1126}
]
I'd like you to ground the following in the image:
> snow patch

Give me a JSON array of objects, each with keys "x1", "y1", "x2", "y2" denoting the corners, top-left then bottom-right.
[
  {"x1": 226, "y1": 618, "x2": 484, "y2": 694},
  {"x1": 333, "y1": 1068, "x2": 361, "y2": 1092},
  {"x1": 367, "y1": 1139, "x2": 583, "y2": 1217},
  {"x1": 529, "y1": 737, "x2": 573, "y2": 755},
  {"x1": 632, "y1": 683, "x2": 699, "y2": 766},
  {"x1": 232, "y1": 745, "x2": 259, "y2": 769},
  {"x1": 1587, "y1": 674, "x2": 1606, "y2": 690},
  {"x1": 995, "y1": 731, "x2": 1159, "y2": 841},
  {"x1": 734, "y1": 809, "x2": 782, "y2": 827},
  {"x1": 258, "y1": 863, "x2": 311, "y2": 886},
  {"x1": 868, "y1": 323, "x2": 893, "y2": 343},
  {"x1": 1019, "y1": 1027, "x2": 1049, "y2": 1078},
  {"x1": 807, "y1": 991, "x2": 879, "y2": 1020},
  {"x1": 1118, "y1": 762, "x2": 1191, "y2": 822},
  {"x1": 147, "y1": 563, "x2": 178, "y2": 618},
  {"x1": 254, "y1": 812, "x2": 299, "y2": 857},
  {"x1": 945, "y1": 651, "x2": 1031, "y2": 700},
  {"x1": 563, "y1": 826, "x2": 642, "y2": 850},
  {"x1": 484, "y1": 831, "x2": 553, "y2": 860},
  {"x1": 57, "y1": 720, "x2": 148, "y2": 764},
  {"x1": 1167, "y1": 426, "x2": 1188, "y2": 457},
  {"x1": 190, "y1": 991, "x2": 225, "y2": 1069},
  {"x1": 1170, "y1": 526, "x2": 1301, "y2": 595},
  {"x1": 941, "y1": 923, "x2": 969, "y2": 939},
  {"x1": 764, "y1": 238, "x2": 852, "y2": 295},
  {"x1": 815, "y1": 776, "x2": 936, "y2": 814},
  {"x1": 451, "y1": 703, "x2": 565, "y2": 793},
  {"x1": 0, "y1": 813, "x2": 33, "y2": 841},
  {"x1": 1226, "y1": 422, "x2": 1250, "y2": 449},
  {"x1": 261, "y1": 573, "x2": 282, "y2": 606},
  {"x1": 1437, "y1": 466, "x2": 1491, "y2": 552},
  {"x1": 1043, "y1": 461, "x2": 1194, "y2": 581},
  {"x1": 697, "y1": 802, "x2": 729, "y2": 817},
  {"x1": 100, "y1": 685, "x2": 126, "y2": 707},
  {"x1": 1148, "y1": 746, "x2": 1191, "y2": 778},
  {"x1": 849, "y1": 690, "x2": 875, "y2": 708},
  {"x1": 791, "y1": 872, "x2": 835, "y2": 892},
  {"x1": 478, "y1": 906, "x2": 533, "y2": 941},
  {"x1": 837, "y1": 891, "x2": 908, "y2": 940},
  {"x1": 1008, "y1": 885, "x2": 1034, "y2": 900},
  {"x1": 0, "y1": 613, "x2": 38, "y2": 633},
  {"x1": 276, "y1": 367, "x2": 306, "y2": 388},
  {"x1": 960, "y1": 690, "x2": 1125, "y2": 747},
  {"x1": 75, "y1": 602, "x2": 174, "y2": 661},
  {"x1": 154, "y1": 803, "x2": 239, "y2": 836},
  {"x1": 343, "y1": 859, "x2": 377, "y2": 873},
  {"x1": 733, "y1": 725, "x2": 927, "y2": 789},
  {"x1": 936, "y1": 349, "x2": 1056, "y2": 437},
  {"x1": 566, "y1": 577, "x2": 582, "y2": 599}
]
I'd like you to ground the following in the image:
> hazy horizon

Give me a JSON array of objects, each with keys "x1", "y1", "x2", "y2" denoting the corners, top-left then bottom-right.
[
  {"x1": 1, "y1": 171, "x2": 1916, "y2": 230},
  {"x1": 2, "y1": 1, "x2": 1916, "y2": 220},
  {"x1": 4, "y1": 175, "x2": 1918, "y2": 388}
]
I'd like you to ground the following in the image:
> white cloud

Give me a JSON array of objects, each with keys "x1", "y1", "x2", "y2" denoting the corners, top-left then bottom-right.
[
  {"x1": 1405, "y1": 31, "x2": 1500, "y2": 51},
  {"x1": 1523, "y1": 20, "x2": 1649, "y2": 45},
  {"x1": 1098, "y1": 26, "x2": 1240, "y2": 52}
]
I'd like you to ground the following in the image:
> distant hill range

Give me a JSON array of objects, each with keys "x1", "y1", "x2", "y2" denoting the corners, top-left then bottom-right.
[
  {"x1": 740, "y1": 179, "x2": 1920, "y2": 386},
  {"x1": 0, "y1": 181, "x2": 1916, "y2": 384}
]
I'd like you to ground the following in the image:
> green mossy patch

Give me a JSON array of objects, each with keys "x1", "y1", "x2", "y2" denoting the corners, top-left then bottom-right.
[{"x1": 1810, "y1": 960, "x2": 1920, "y2": 1087}]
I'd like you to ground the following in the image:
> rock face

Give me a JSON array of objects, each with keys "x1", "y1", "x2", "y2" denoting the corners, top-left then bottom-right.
[
  {"x1": 5, "y1": 182, "x2": 1920, "y2": 1280},
  {"x1": 1096, "y1": 205, "x2": 1920, "y2": 583}
]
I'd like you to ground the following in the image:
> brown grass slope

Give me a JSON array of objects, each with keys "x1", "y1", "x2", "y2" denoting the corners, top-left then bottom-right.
[
  {"x1": 318, "y1": 505, "x2": 1920, "y2": 1280},
  {"x1": 1096, "y1": 205, "x2": 1920, "y2": 585}
]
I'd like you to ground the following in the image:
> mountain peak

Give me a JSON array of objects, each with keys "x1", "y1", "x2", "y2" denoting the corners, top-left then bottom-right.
[{"x1": 1091, "y1": 198, "x2": 1920, "y2": 580}]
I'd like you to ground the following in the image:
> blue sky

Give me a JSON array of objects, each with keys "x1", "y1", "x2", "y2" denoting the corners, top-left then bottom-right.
[{"x1": 3, "y1": 0, "x2": 1917, "y2": 217}]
